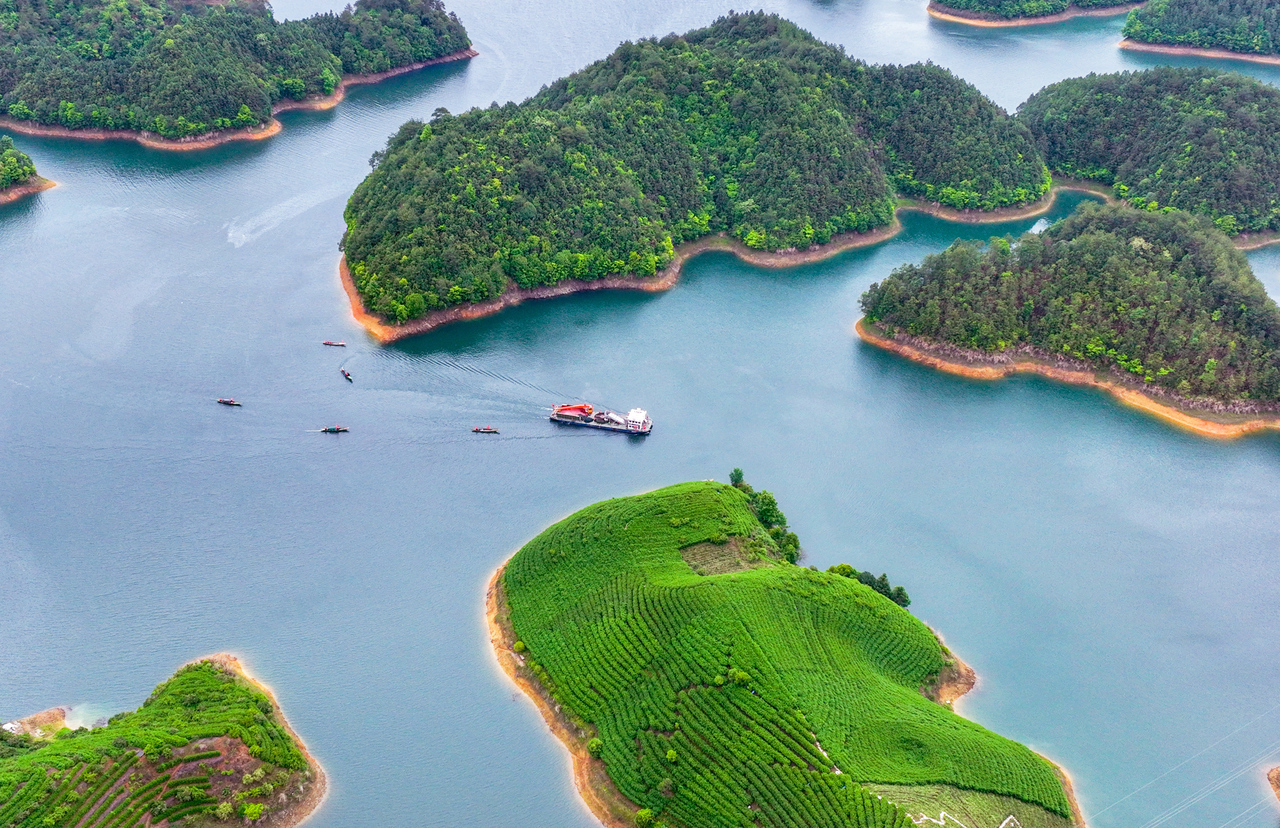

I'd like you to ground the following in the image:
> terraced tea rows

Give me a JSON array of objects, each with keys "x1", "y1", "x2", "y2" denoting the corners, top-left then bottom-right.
[
  {"x1": 0, "y1": 658, "x2": 318, "y2": 828},
  {"x1": 502, "y1": 481, "x2": 1074, "y2": 828}
]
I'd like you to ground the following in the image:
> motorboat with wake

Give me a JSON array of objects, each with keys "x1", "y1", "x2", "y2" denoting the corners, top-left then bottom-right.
[
  {"x1": 550, "y1": 403, "x2": 651, "y2": 434},
  {"x1": 216, "y1": 398, "x2": 241, "y2": 406}
]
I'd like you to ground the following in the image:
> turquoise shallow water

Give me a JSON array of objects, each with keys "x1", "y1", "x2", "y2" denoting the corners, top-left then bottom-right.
[{"x1": 2, "y1": 2, "x2": 1280, "y2": 827}]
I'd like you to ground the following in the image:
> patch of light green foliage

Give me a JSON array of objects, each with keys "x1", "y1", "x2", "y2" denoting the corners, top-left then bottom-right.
[
  {"x1": 503, "y1": 481, "x2": 1072, "y2": 828},
  {"x1": 0, "y1": 135, "x2": 35, "y2": 190},
  {"x1": 0, "y1": 661, "x2": 305, "y2": 828}
]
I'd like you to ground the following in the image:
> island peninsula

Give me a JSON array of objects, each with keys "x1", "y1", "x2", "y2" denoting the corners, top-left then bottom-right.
[
  {"x1": 1121, "y1": 0, "x2": 1280, "y2": 64},
  {"x1": 0, "y1": 654, "x2": 325, "y2": 828},
  {"x1": 339, "y1": 12, "x2": 1055, "y2": 340},
  {"x1": 0, "y1": 0, "x2": 472, "y2": 150},
  {"x1": 0, "y1": 135, "x2": 52, "y2": 206},
  {"x1": 488, "y1": 476, "x2": 1084, "y2": 828},
  {"x1": 859, "y1": 202, "x2": 1280, "y2": 437}
]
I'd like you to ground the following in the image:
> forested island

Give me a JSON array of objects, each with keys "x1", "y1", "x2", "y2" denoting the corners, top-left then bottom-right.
[
  {"x1": 0, "y1": 134, "x2": 51, "y2": 204},
  {"x1": 1018, "y1": 68, "x2": 1280, "y2": 239},
  {"x1": 488, "y1": 476, "x2": 1082, "y2": 828},
  {"x1": 0, "y1": 654, "x2": 324, "y2": 828},
  {"x1": 859, "y1": 203, "x2": 1280, "y2": 435},
  {"x1": 0, "y1": 0, "x2": 471, "y2": 147},
  {"x1": 1122, "y1": 0, "x2": 1280, "y2": 61},
  {"x1": 341, "y1": 12, "x2": 1050, "y2": 337},
  {"x1": 926, "y1": 0, "x2": 1136, "y2": 26}
]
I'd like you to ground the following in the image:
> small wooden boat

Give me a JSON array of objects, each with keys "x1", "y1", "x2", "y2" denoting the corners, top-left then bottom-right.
[
  {"x1": 341, "y1": 369, "x2": 352, "y2": 382},
  {"x1": 320, "y1": 426, "x2": 349, "y2": 433},
  {"x1": 472, "y1": 426, "x2": 499, "y2": 434},
  {"x1": 323, "y1": 341, "x2": 346, "y2": 347},
  {"x1": 216, "y1": 398, "x2": 241, "y2": 406}
]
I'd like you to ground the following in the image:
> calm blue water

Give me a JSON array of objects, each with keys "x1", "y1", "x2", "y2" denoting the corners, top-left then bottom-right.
[{"x1": 2, "y1": 2, "x2": 1279, "y2": 827}]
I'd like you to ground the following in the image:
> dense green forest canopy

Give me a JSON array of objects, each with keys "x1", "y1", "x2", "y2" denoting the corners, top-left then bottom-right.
[
  {"x1": 0, "y1": 658, "x2": 315, "y2": 827},
  {"x1": 341, "y1": 12, "x2": 1048, "y2": 324},
  {"x1": 861, "y1": 203, "x2": 1280, "y2": 404},
  {"x1": 500, "y1": 480, "x2": 1074, "y2": 828},
  {"x1": 930, "y1": 0, "x2": 1130, "y2": 22},
  {"x1": 1124, "y1": 0, "x2": 1280, "y2": 55},
  {"x1": 0, "y1": 0, "x2": 469, "y2": 139},
  {"x1": 1018, "y1": 68, "x2": 1280, "y2": 234},
  {"x1": 0, "y1": 134, "x2": 34, "y2": 188}
]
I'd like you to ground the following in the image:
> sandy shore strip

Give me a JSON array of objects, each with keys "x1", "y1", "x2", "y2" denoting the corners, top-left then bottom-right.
[
  {"x1": 1269, "y1": 767, "x2": 1280, "y2": 804},
  {"x1": 927, "y1": 1, "x2": 1141, "y2": 27},
  {"x1": 340, "y1": 219, "x2": 904, "y2": 343},
  {"x1": 1119, "y1": 38, "x2": 1280, "y2": 66},
  {"x1": 0, "y1": 46, "x2": 476, "y2": 152},
  {"x1": 486, "y1": 567, "x2": 638, "y2": 828},
  {"x1": 192, "y1": 654, "x2": 328, "y2": 828},
  {"x1": 0, "y1": 176, "x2": 55, "y2": 206},
  {"x1": 856, "y1": 318, "x2": 1280, "y2": 438},
  {"x1": 340, "y1": 182, "x2": 1131, "y2": 344}
]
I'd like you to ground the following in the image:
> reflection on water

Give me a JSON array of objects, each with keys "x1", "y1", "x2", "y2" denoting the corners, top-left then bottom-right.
[{"x1": 1, "y1": 2, "x2": 1279, "y2": 827}]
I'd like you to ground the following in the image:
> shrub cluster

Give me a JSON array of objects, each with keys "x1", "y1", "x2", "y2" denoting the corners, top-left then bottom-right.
[{"x1": 0, "y1": 135, "x2": 35, "y2": 189}]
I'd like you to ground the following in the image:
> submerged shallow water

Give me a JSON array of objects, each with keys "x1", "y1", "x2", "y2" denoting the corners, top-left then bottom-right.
[{"x1": 2, "y1": 2, "x2": 1279, "y2": 827}]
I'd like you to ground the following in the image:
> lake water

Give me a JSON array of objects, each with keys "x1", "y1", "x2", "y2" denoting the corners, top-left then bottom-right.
[{"x1": 2, "y1": 2, "x2": 1280, "y2": 827}]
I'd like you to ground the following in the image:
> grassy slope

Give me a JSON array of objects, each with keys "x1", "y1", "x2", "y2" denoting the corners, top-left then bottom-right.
[
  {"x1": 0, "y1": 659, "x2": 315, "y2": 828},
  {"x1": 503, "y1": 481, "x2": 1072, "y2": 828}
]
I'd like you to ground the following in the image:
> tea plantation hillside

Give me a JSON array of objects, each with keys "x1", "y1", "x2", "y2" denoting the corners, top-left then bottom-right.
[
  {"x1": 0, "y1": 656, "x2": 321, "y2": 828},
  {"x1": 498, "y1": 480, "x2": 1075, "y2": 828}
]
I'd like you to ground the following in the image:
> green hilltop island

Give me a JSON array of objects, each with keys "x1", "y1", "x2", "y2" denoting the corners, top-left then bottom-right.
[
  {"x1": 0, "y1": 0, "x2": 472, "y2": 147},
  {"x1": 1121, "y1": 0, "x2": 1280, "y2": 62},
  {"x1": 340, "y1": 12, "x2": 1054, "y2": 340},
  {"x1": 1017, "y1": 67, "x2": 1280, "y2": 241},
  {"x1": 488, "y1": 475, "x2": 1083, "y2": 828},
  {"x1": 0, "y1": 134, "x2": 51, "y2": 205},
  {"x1": 858, "y1": 202, "x2": 1280, "y2": 436},
  {"x1": 0, "y1": 655, "x2": 324, "y2": 828}
]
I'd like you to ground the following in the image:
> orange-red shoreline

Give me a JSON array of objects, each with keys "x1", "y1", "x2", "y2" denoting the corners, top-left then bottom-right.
[
  {"x1": 856, "y1": 318, "x2": 1280, "y2": 438},
  {"x1": 340, "y1": 183, "x2": 1128, "y2": 344},
  {"x1": 0, "y1": 176, "x2": 55, "y2": 205},
  {"x1": 339, "y1": 220, "x2": 903, "y2": 343},
  {"x1": 1119, "y1": 38, "x2": 1280, "y2": 66},
  {"x1": 486, "y1": 566, "x2": 637, "y2": 828},
  {"x1": 927, "y1": 0, "x2": 1141, "y2": 27},
  {"x1": 0, "y1": 46, "x2": 476, "y2": 152}
]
